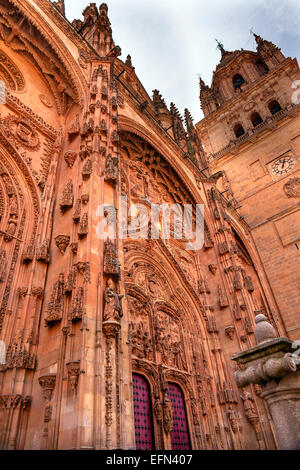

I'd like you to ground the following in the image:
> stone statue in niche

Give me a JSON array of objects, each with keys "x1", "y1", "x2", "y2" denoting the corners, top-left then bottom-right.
[
  {"x1": 103, "y1": 278, "x2": 123, "y2": 322},
  {"x1": 240, "y1": 389, "x2": 258, "y2": 421},
  {"x1": 9, "y1": 194, "x2": 18, "y2": 217},
  {"x1": 0, "y1": 249, "x2": 7, "y2": 282},
  {"x1": 4, "y1": 219, "x2": 17, "y2": 241},
  {"x1": 153, "y1": 398, "x2": 163, "y2": 424},
  {"x1": 163, "y1": 395, "x2": 173, "y2": 434}
]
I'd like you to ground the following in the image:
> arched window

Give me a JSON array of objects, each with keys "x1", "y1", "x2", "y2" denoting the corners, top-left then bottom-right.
[
  {"x1": 167, "y1": 383, "x2": 191, "y2": 450},
  {"x1": 232, "y1": 74, "x2": 246, "y2": 91},
  {"x1": 269, "y1": 100, "x2": 282, "y2": 115},
  {"x1": 133, "y1": 374, "x2": 155, "y2": 450},
  {"x1": 234, "y1": 123, "x2": 246, "y2": 138},
  {"x1": 256, "y1": 58, "x2": 269, "y2": 76},
  {"x1": 250, "y1": 112, "x2": 263, "y2": 127}
]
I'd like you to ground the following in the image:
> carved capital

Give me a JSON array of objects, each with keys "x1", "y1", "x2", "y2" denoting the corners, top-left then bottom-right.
[
  {"x1": 55, "y1": 234, "x2": 70, "y2": 255},
  {"x1": 38, "y1": 374, "x2": 56, "y2": 402},
  {"x1": 102, "y1": 320, "x2": 121, "y2": 338}
]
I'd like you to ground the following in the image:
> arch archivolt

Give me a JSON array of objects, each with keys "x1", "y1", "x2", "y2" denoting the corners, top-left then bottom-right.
[
  {"x1": 0, "y1": 132, "x2": 41, "y2": 334},
  {"x1": 119, "y1": 119, "x2": 205, "y2": 206},
  {"x1": 0, "y1": 48, "x2": 26, "y2": 92},
  {"x1": 0, "y1": 0, "x2": 86, "y2": 113},
  {"x1": 124, "y1": 242, "x2": 208, "y2": 374}
]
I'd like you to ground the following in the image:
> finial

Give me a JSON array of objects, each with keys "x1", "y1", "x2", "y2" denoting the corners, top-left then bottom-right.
[
  {"x1": 100, "y1": 3, "x2": 108, "y2": 13},
  {"x1": 199, "y1": 76, "x2": 205, "y2": 87},
  {"x1": 252, "y1": 30, "x2": 263, "y2": 44},
  {"x1": 254, "y1": 314, "x2": 277, "y2": 344},
  {"x1": 125, "y1": 54, "x2": 133, "y2": 68},
  {"x1": 215, "y1": 39, "x2": 225, "y2": 54}
]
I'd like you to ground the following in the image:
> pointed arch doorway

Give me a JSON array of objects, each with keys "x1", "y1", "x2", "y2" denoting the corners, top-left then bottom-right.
[
  {"x1": 132, "y1": 374, "x2": 155, "y2": 450},
  {"x1": 167, "y1": 383, "x2": 191, "y2": 450}
]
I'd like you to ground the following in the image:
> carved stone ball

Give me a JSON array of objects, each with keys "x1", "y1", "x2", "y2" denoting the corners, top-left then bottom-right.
[{"x1": 254, "y1": 314, "x2": 277, "y2": 344}]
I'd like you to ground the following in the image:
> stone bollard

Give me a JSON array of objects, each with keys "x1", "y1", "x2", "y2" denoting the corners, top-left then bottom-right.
[{"x1": 232, "y1": 315, "x2": 300, "y2": 450}]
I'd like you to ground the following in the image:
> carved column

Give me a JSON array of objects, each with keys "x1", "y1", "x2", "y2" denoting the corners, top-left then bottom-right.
[
  {"x1": 233, "y1": 314, "x2": 300, "y2": 450},
  {"x1": 102, "y1": 321, "x2": 121, "y2": 450},
  {"x1": 38, "y1": 374, "x2": 56, "y2": 450}
]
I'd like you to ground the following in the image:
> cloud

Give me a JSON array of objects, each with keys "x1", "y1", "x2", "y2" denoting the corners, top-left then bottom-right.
[{"x1": 65, "y1": 0, "x2": 300, "y2": 122}]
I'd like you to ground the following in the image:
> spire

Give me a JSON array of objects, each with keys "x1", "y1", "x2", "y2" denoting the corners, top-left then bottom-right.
[
  {"x1": 170, "y1": 103, "x2": 186, "y2": 146},
  {"x1": 184, "y1": 108, "x2": 207, "y2": 169},
  {"x1": 199, "y1": 76, "x2": 210, "y2": 92},
  {"x1": 252, "y1": 31, "x2": 285, "y2": 65},
  {"x1": 74, "y1": 3, "x2": 121, "y2": 57},
  {"x1": 52, "y1": 0, "x2": 65, "y2": 16},
  {"x1": 152, "y1": 89, "x2": 168, "y2": 113},
  {"x1": 253, "y1": 32, "x2": 263, "y2": 46}
]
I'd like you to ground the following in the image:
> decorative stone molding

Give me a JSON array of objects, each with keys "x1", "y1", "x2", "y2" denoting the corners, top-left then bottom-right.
[{"x1": 0, "y1": 394, "x2": 31, "y2": 409}]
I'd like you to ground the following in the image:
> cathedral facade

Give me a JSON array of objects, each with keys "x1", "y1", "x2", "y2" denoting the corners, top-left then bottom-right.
[{"x1": 0, "y1": 0, "x2": 299, "y2": 450}]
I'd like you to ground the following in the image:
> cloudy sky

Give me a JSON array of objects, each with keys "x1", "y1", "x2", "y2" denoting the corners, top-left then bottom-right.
[{"x1": 65, "y1": 0, "x2": 300, "y2": 122}]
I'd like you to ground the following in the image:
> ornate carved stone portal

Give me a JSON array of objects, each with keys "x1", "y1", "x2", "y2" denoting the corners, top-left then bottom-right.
[{"x1": 0, "y1": 0, "x2": 298, "y2": 451}]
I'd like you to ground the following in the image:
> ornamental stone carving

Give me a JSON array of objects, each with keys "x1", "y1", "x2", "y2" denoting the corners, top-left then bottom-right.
[
  {"x1": 64, "y1": 151, "x2": 77, "y2": 168},
  {"x1": 283, "y1": 177, "x2": 300, "y2": 198},
  {"x1": 66, "y1": 361, "x2": 80, "y2": 390},
  {"x1": 45, "y1": 274, "x2": 65, "y2": 326},
  {"x1": 55, "y1": 235, "x2": 70, "y2": 254},
  {"x1": 163, "y1": 395, "x2": 173, "y2": 434},
  {"x1": 38, "y1": 374, "x2": 56, "y2": 402},
  {"x1": 36, "y1": 239, "x2": 50, "y2": 263},
  {"x1": 60, "y1": 180, "x2": 74, "y2": 212}
]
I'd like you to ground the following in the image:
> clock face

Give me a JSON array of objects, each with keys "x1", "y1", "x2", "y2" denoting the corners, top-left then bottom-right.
[{"x1": 271, "y1": 156, "x2": 295, "y2": 176}]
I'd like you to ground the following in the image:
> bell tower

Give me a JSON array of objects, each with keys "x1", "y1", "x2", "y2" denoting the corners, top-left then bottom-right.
[{"x1": 196, "y1": 34, "x2": 300, "y2": 340}]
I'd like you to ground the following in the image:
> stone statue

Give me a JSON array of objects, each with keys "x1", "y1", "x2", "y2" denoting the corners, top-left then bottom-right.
[
  {"x1": 103, "y1": 278, "x2": 123, "y2": 322},
  {"x1": 163, "y1": 395, "x2": 173, "y2": 434}
]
